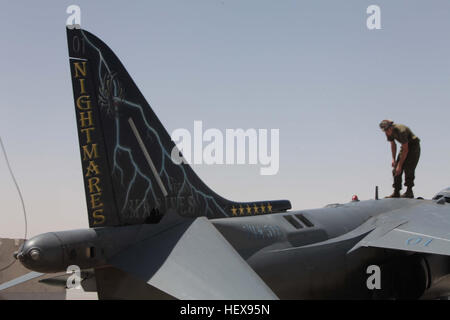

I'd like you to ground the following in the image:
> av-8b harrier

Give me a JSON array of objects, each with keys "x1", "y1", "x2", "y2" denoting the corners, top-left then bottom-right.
[{"x1": 2, "y1": 27, "x2": 450, "y2": 299}]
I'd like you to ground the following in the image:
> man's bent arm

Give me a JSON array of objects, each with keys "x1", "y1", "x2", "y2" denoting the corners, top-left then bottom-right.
[{"x1": 391, "y1": 141, "x2": 397, "y2": 164}]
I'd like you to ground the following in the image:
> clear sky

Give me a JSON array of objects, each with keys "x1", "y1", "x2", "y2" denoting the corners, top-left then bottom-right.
[{"x1": 1, "y1": 1, "x2": 450, "y2": 238}]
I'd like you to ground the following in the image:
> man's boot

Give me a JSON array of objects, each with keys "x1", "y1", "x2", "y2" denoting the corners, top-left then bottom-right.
[
  {"x1": 385, "y1": 189, "x2": 400, "y2": 198},
  {"x1": 401, "y1": 187, "x2": 414, "y2": 199}
]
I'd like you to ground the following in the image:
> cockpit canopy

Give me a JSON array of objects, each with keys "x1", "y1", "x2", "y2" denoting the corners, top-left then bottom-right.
[{"x1": 433, "y1": 187, "x2": 450, "y2": 203}]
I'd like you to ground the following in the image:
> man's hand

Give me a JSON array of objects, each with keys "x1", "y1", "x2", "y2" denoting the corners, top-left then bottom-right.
[
  {"x1": 395, "y1": 165, "x2": 402, "y2": 176},
  {"x1": 392, "y1": 159, "x2": 396, "y2": 168}
]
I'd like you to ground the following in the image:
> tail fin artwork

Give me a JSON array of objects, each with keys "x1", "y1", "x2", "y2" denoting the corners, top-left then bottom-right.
[{"x1": 67, "y1": 27, "x2": 291, "y2": 227}]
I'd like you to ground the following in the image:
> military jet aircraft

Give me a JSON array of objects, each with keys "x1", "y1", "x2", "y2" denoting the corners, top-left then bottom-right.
[{"x1": 2, "y1": 26, "x2": 450, "y2": 300}]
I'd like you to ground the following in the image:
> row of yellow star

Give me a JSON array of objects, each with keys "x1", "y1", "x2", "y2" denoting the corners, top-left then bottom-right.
[{"x1": 231, "y1": 203, "x2": 273, "y2": 216}]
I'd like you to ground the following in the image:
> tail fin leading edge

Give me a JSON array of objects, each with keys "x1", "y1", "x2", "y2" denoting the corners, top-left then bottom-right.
[{"x1": 66, "y1": 27, "x2": 291, "y2": 227}]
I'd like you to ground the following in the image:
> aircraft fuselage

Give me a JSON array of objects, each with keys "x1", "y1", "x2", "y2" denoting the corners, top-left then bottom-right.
[{"x1": 15, "y1": 198, "x2": 450, "y2": 299}]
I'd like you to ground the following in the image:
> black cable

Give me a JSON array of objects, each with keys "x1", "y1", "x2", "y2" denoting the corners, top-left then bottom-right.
[
  {"x1": 0, "y1": 137, "x2": 28, "y2": 272},
  {"x1": 0, "y1": 259, "x2": 15, "y2": 273}
]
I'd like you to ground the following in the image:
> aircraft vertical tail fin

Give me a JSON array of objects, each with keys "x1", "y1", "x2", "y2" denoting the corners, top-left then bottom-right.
[{"x1": 66, "y1": 27, "x2": 291, "y2": 227}]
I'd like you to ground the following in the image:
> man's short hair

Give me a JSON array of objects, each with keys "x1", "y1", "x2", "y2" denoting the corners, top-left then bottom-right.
[{"x1": 379, "y1": 119, "x2": 394, "y2": 131}]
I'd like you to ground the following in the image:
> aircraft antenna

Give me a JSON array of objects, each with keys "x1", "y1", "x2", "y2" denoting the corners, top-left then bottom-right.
[
  {"x1": 0, "y1": 137, "x2": 28, "y2": 272},
  {"x1": 375, "y1": 186, "x2": 379, "y2": 200}
]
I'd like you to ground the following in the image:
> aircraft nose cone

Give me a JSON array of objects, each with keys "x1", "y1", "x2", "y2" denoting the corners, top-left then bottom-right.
[{"x1": 18, "y1": 233, "x2": 63, "y2": 273}]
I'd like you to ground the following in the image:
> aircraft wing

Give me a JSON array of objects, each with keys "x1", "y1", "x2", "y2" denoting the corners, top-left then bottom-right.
[
  {"x1": 0, "y1": 271, "x2": 44, "y2": 291},
  {"x1": 350, "y1": 200, "x2": 450, "y2": 256},
  {"x1": 109, "y1": 217, "x2": 278, "y2": 300}
]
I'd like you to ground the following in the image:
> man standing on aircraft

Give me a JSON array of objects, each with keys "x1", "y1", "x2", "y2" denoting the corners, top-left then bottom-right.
[{"x1": 379, "y1": 120, "x2": 421, "y2": 198}]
